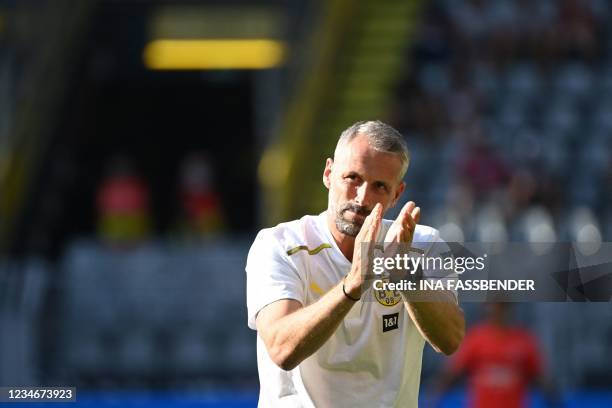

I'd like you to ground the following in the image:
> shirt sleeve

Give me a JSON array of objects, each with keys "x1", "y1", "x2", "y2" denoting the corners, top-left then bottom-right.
[{"x1": 245, "y1": 229, "x2": 305, "y2": 330}]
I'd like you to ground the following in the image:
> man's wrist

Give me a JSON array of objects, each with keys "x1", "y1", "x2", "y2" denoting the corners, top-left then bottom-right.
[
  {"x1": 343, "y1": 274, "x2": 362, "y2": 300},
  {"x1": 342, "y1": 277, "x2": 361, "y2": 301}
]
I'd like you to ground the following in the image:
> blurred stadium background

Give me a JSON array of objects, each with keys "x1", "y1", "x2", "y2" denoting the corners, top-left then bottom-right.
[{"x1": 1, "y1": 0, "x2": 611, "y2": 406}]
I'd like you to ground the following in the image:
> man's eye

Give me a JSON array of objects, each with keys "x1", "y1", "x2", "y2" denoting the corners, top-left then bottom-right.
[
  {"x1": 376, "y1": 183, "x2": 388, "y2": 192},
  {"x1": 345, "y1": 174, "x2": 357, "y2": 180}
]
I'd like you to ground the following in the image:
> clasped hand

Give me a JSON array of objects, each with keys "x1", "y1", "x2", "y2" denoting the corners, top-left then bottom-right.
[{"x1": 345, "y1": 201, "x2": 421, "y2": 298}]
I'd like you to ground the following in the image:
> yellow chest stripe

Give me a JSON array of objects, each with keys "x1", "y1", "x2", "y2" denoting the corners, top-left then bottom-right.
[
  {"x1": 286, "y1": 243, "x2": 332, "y2": 256},
  {"x1": 309, "y1": 281, "x2": 325, "y2": 295}
]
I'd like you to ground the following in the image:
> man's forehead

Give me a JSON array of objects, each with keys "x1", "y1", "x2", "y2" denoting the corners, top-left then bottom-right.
[
  {"x1": 334, "y1": 133, "x2": 370, "y2": 157},
  {"x1": 334, "y1": 135, "x2": 404, "y2": 180}
]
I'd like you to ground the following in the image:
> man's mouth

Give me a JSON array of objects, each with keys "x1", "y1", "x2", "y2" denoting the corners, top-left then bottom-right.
[
  {"x1": 346, "y1": 210, "x2": 364, "y2": 220},
  {"x1": 342, "y1": 207, "x2": 370, "y2": 223}
]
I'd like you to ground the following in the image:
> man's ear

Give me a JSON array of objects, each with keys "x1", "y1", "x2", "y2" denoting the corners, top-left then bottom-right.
[
  {"x1": 323, "y1": 158, "x2": 333, "y2": 189},
  {"x1": 391, "y1": 181, "x2": 406, "y2": 207}
]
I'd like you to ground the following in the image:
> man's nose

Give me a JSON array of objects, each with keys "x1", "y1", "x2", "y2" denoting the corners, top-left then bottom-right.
[{"x1": 354, "y1": 183, "x2": 372, "y2": 207}]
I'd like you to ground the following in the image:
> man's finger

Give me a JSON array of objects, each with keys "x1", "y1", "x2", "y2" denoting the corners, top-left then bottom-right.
[
  {"x1": 403, "y1": 213, "x2": 415, "y2": 231},
  {"x1": 365, "y1": 204, "x2": 382, "y2": 262},
  {"x1": 412, "y1": 207, "x2": 421, "y2": 225},
  {"x1": 357, "y1": 203, "x2": 379, "y2": 241},
  {"x1": 399, "y1": 201, "x2": 415, "y2": 220},
  {"x1": 399, "y1": 201, "x2": 416, "y2": 227},
  {"x1": 398, "y1": 205, "x2": 420, "y2": 244},
  {"x1": 363, "y1": 203, "x2": 381, "y2": 229},
  {"x1": 402, "y1": 203, "x2": 419, "y2": 228},
  {"x1": 367, "y1": 203, "x2": 382, "y2": 241}
]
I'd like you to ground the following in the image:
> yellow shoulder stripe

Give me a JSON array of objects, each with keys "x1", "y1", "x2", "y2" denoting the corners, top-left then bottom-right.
[{"x1": 286, "y1": 243, "x2": 332, "y2": 256}]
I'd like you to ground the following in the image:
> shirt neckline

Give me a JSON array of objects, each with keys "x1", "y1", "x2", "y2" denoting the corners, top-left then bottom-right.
[{"x1": 317, "y1": 211, "x2": 352, "y2": 268}]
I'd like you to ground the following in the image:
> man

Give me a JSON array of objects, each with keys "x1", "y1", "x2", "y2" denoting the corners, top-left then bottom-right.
[{"x1": 246, "y1": 121, "x2": 465, "y2": 407}]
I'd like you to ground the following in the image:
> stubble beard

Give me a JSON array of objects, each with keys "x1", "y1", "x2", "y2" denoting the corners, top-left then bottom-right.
[{"x1": 334, "y1": 202, "x2": 371, "y2": 237}]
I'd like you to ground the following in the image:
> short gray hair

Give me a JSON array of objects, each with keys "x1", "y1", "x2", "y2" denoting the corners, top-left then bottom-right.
[{"x1": 335, "y1": 120, "x2": 410, "y2": 179}]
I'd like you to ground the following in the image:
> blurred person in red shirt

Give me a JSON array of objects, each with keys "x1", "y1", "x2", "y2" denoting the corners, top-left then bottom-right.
[
  {"x1": 176, "y1": 152, "x2": 224, "y2": 239},
  {"x1": 96, "y1": 156, "x2": 151, "y2": 246},
  {"x1": 431, "y1": 302, "x2": 559, "y2": 408}
]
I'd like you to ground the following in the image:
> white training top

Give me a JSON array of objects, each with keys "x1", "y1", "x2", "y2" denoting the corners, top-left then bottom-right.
[{"x1": 246, "y1": 211, "x2": 450, "y2": 408}]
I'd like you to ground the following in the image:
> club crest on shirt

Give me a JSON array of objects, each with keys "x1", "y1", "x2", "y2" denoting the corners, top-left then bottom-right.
[{"x1": 374, "y1": 278, "x2": 402, "y2": 307}]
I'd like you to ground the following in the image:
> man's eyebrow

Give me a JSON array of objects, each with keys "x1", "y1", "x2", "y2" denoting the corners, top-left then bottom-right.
[{"x1": 343, "y1": 171, "x2": 393, "y2": 189}]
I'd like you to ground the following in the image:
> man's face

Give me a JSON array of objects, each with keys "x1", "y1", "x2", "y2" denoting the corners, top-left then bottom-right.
[{"x1": 323, "y1": 134, "x2": 405, "y2": 237}]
